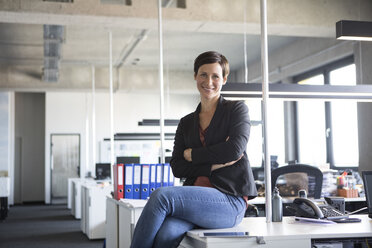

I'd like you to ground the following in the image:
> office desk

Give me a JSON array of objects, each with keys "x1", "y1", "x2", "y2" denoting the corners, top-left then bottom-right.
[
  {"x1": 179, "y1": 215, "x2": 372, "y2": 248},
  {"x1": 249, "y1": 196, "x2": 366, "y2": 205},
  {"x1": 248, "y1": 196, "x2": 367, "y2": 216}
]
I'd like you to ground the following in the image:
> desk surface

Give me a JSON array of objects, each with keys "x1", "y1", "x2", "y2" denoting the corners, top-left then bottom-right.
[
  {"x1": 181, "y1": 215, "x2": 372, "y2": 248},
  {"x1": 249, "y1": 196, "x2": 366, "y2": 205}
]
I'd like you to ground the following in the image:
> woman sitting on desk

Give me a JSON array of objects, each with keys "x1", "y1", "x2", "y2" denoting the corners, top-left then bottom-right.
[{"x1": 130, "y1": 51, "x2": 257, "y2": 248}]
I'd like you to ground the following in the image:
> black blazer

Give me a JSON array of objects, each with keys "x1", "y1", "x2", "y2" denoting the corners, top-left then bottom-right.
[{"x1": 170, "y1": 96, "x2": 257, "y2": 199}]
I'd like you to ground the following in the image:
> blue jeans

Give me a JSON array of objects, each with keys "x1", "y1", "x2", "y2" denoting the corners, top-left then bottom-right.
[{"x1": 130, "y1": 186, "x2": 246, "y2": 248}]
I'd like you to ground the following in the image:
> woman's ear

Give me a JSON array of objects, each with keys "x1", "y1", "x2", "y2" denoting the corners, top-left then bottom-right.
[
  {"x1": 223, "y1": 75, "x2": 228, "y2": 85},
  {"x1": 194, "y1": 73, "x2": 197, "y2": 80}
]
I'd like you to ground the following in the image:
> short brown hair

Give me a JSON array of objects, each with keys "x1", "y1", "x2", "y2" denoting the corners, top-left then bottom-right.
[{"x1": 194, "y1": 51, "x2": 230, "y2": 77}]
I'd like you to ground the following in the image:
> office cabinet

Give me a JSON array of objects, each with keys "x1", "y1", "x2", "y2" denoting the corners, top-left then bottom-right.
[
  {"x1": 71, "y1": 178, "x2": 82, "y2": 219},
  {"x1": 106, "y1": 196, "x2": 119, "y2": 248},
  {"x1": 81, "y1": 183, "x2": 112, "y2": 239},
  {"x1": 67, "y1": 178, "x2": 78, "y2": 209},
  {"x1": 118, "y1": 199, "x2": 147, "y2": 248}
]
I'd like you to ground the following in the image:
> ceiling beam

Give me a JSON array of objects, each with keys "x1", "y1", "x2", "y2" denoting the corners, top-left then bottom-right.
[{"x1": 0, "y1": 0, "x2": 371, "y2": 37}]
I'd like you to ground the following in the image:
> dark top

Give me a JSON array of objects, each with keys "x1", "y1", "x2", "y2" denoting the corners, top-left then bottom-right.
[{"x1": 170, "y1": 96, "x2": 257, "y2": 199}]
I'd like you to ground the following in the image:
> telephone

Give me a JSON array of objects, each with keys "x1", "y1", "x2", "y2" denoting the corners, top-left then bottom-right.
[{"x1": 290, "y1": 198, "x2": 349, "y2": 220}]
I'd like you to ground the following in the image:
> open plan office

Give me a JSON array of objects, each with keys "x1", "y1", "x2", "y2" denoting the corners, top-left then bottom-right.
[{"x1": 0, "y1": 0, "x2": 372, "y2": 248}]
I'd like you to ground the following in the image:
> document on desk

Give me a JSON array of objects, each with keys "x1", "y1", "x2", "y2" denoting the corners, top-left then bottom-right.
[
  {"x1": 200, "y1": 231, "x2": 250, "y2": 238},
  {"x1": 294, "y1": 217, "x2": 336, "y2": 224}
]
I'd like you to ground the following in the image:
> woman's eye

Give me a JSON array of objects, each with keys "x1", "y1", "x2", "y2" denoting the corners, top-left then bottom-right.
[{"x1": 213, "y1": 75, "x2": 219, "y2": 79}]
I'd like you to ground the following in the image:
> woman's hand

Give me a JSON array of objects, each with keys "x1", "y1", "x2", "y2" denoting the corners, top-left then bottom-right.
[
  {"x1": 211, "y1": 154, "x2": 243, "y2": 172},
  {"x1": 183, "y1": 148, "x2": 192, "y2": 162}
]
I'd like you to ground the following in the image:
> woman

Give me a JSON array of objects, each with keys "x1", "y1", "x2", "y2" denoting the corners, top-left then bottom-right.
[{"x1": 130, "y1": 51, "x2": 257, "y2": 248}]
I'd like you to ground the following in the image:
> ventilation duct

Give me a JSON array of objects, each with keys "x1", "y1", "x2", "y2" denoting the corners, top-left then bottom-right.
[{"x1": 42, "y1": 25, "x2": 64, "y2": 82}]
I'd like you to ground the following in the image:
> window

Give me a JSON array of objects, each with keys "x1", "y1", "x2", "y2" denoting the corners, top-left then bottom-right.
[
  {"x1": 243, "y1": 98, "x2": 285, "y2": 167},
  {"x1": 329, "y1": 64, "x2": 358, "y2": 167},
  {"x1": 297, "y1": 74, "x2": 327, "y2": 166},
  {"x1": 294, "y1": 57, "x2": 358, "y2": 168}
]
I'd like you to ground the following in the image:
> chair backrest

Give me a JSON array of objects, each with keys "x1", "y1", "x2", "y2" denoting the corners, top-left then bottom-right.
[{"x1": 271, "y1": 164, "x2": 323, "y2": 199}]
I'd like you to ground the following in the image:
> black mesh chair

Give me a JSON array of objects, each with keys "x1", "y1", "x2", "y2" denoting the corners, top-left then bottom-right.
[{"x1": 271, "y1": 164, "x2": 323, "y2": 199}]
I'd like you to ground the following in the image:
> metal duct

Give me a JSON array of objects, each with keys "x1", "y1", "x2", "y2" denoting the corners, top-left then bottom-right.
[{"x1": 43, "y1": 25, "x2": 64, "y2": 82}]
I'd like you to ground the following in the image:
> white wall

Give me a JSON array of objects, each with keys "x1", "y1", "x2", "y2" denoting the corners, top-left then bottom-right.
[{"x1": 45, "y1": 91, "x2": 199, "y2": 203}]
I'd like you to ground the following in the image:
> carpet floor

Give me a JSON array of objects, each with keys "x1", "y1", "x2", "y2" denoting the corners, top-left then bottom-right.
[{"x1": 0, "y1": 204, "x2": 104, "y2": 248}]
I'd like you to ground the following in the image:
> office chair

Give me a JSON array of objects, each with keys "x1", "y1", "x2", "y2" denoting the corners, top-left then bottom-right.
[{"x1": 271, "y1": 164, "x2": 323, "y2": 199}]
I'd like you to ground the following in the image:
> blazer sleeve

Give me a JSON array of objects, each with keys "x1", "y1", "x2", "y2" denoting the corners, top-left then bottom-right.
[
  {"x1": 170, "y1": 118, "x2": 212, "y2": 179},
  {"x1": 191, "y1": 101, "x2": 250, "y2": 165}
]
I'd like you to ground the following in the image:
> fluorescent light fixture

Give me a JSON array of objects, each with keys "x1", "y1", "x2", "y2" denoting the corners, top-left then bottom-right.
[
  {"x1": 221, "y1": 83, "x2": 372, "y2": 101},
  {"x1": 336, "y1": 20, "x2": 372, "y2": 41}
]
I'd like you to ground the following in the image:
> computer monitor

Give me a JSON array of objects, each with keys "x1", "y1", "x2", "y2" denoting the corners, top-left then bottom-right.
[
  {"x1": 116, "y1": 156, "x2": 140, "y2": 164},
  {"x1": 95, "y1": 163, "x2": 111, "y2": 180},
  {"x1": 158, "y1": 156, "x2": 172, "y2": 163},
  {"x1": 362, "y1": 171, "x2": 372, "y2": 218}
]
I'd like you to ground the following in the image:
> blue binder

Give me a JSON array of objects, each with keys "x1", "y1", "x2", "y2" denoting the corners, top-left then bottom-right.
[
  {"x1": 162, "y1": 163, "x2": 169, "y2": 187},
  {"x1": 140, "y1": 164, "x2": 150, "y2": 199},
  {"x1": 133, "y1": 163, "x2": 142, "y2": 199},
  {"x1": 168, "y1": 163, "x2": 174, "y2": 186},
  {"x1": 124, "y1": 164, "x2": 134, "y2": 199},
  {"x1": 149, "y1": 164, "x2": 157, "y2": 194},
  {"x1": 156, "y1": 163, "x2": 163, "y2": 189}
]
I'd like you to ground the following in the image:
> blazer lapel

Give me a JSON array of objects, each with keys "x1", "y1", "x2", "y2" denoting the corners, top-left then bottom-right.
[
  {"x1": 204, "y1": 96, "x2": 224, "y2": 146},
  {"x1": 193, "y1": 103, "x2": 203, "y2": 147}
]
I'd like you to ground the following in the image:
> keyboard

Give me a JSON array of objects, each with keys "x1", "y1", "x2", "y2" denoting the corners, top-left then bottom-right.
[{"x1": 320, "y1": 206, "x2": 349, "y2": 220}]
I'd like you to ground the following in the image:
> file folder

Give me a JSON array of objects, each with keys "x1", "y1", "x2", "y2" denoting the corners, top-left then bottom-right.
[
  {"x1": 149, "y1": 164, "x2": 157, "y2": 194},
  {"x1": 113, "y1": 163, "x2": 124, "y2": 200},
  {"x1": 168, "y1": 164, "x2": 174, "y2": 187},
  {"x1": 124, "y1": 164, "x2": 134, "y2": 199},
  {"x1": 133, "y1": 164, "x2": 142, "y2": 199},
  {"x1": 140, "y1": 164, "x2": 150, "y2": 199},
  {"x1": 156, "y1": 163, "x2": 163, "y2": 189},
  {"x1": 162, "y1": 163, "x2": 169, "y2": 187}
]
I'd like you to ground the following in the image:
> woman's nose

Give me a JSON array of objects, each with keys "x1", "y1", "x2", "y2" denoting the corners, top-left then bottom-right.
[{"x1": 206, "y1": 76, "x2": 213, "y2": 84}]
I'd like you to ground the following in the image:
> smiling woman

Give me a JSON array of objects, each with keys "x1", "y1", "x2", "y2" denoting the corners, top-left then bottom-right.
[{"x1": 129, "y1": 51, "x2": 257, "y2": 248}]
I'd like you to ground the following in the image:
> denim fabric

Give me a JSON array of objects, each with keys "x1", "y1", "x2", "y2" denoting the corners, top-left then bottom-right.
[{"x1": 130, "y1": 186, "x2": 246, "y2": 248}]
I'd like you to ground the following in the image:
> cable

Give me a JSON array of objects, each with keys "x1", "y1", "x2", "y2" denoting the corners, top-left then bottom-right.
[{"x1": 346, "y1": 206, "x2": 368, "y2": 215}]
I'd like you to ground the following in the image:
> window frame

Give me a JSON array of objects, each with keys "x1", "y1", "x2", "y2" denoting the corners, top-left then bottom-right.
[{"x1": 292, "y1": 55, "x2": 357, "y2": 170}]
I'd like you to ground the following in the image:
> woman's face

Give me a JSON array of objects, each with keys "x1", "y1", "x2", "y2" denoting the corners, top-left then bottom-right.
[{"x1": 194, "y1": 63, "x2": 227, "y2": 101}]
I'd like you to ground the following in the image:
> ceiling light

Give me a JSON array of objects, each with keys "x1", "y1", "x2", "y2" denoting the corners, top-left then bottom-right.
[
  {"x1": 221, "y1": 83, "x2": 372, "y2": 101},
  {"x1": 336, "y1": 20, "x2": 372, "y2": 42}
]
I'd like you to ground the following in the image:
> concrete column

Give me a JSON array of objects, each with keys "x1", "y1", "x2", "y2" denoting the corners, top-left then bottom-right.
[{"x1": 355, "y1": 42, "x2": 372, "y2": 173}]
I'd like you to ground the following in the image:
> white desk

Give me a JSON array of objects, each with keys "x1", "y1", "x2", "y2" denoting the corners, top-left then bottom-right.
[
  {"x1": 249, "y1": 196, "x2": 366, "y2": 205},
  {"x1": 180, "y1": 215, "x2": 372, "y2": 248}
]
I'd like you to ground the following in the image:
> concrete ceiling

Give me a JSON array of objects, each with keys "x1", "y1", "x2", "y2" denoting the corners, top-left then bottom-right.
[
  {"x1": 0, "y1": 22, "x2": 298, "y2": 69},
  {"x1": 0, "y1": 0, "x2": 371, "y2": 91}
]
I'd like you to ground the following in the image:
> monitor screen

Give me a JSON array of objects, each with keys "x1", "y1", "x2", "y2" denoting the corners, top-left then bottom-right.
[
  {"x1": 158, "y1": 156, "x2": 172, "y2": 163},
  {"x1": 95, "y1": 163, "x2": 111, "y2": 180},
  {"x1": 362, "y1": 171, "x2": 372, "y2": 213},
  {"x1": 116, "y1": 156, "x2": 140, "y2": 164}
]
